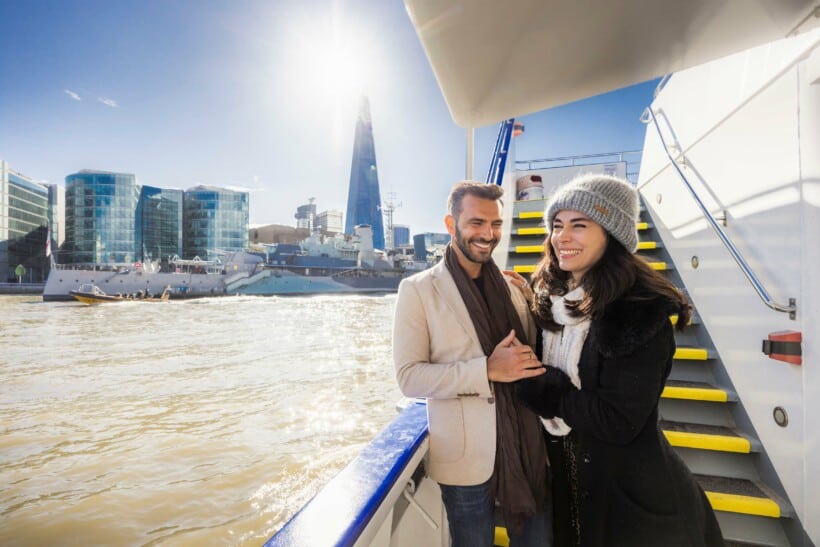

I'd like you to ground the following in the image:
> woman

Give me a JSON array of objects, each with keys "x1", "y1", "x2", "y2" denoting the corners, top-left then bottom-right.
[{"x1": 512, "y1": 174, "x2": 723, "y2": 546}]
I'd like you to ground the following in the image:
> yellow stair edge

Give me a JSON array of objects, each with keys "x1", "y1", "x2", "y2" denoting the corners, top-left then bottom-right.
[
  {"x1": 516, "y1": 227, "x2": 547, "y2": 236},
  {"x1": 663, "y1": 430, "x2": 751, "y2": 453},
  {"x1": 515, "y1": 215, "x2": 650, "y2": 230},
  {"x1": 674, "y1": 347, "x2": 709, "y2": 360},
  {"x1": 510, "y1": 245, "x2": 660, "y2": 254},
  {"x1": 512, "y1": 245, "x2": 545, "y2": 254},
  {"x1": 661, "y1": 386, "x2": 728, "y2": 402},
  {"x1": 494, "y1": 526, "x2": 510, "y2": 547},
  {"x1": 705, "y1": 491, "x2": 781, "y2": 518},
  {"x1": 669, "y1": 314, "x2": 695, "y2": 326},
  {"x1": 515, "y1": 262, "x2": 672, "y2": 276}
]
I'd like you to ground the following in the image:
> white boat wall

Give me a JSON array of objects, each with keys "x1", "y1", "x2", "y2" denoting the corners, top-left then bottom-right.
[
  {"x1": 635, "y1": 29, "x2": 820, "y2": 544},
  {"x1": 43, "y1": 254, "x2": 258, "y2": 301},
  {"x1": 266, "y1": 2, "x2": 820, "y2": 545}
]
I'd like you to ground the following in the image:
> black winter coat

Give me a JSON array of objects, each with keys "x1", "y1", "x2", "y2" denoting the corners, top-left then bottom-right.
[{"x1": 517, "y1": 287, "x2": 724, "y2": 547}]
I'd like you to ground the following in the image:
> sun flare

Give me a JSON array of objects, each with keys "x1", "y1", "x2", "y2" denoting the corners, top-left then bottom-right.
[{"x1": 284, "y1": 13, "x2": 375, "y2": 115}]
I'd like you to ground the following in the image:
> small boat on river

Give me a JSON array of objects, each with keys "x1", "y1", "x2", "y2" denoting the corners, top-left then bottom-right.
[{"x1": 69, "y1": 284, "x2": 171, "y2": 305}]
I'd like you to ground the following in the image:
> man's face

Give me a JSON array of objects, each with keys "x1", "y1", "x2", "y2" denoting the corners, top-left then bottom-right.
[{"x1": 446, "y1": 194, "x2": 503, "y2": 276}]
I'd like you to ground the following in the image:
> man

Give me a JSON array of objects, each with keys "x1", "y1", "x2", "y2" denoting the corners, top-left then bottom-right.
[{"x1": 393, "y1": 181, "x2": 551, "y2": 547}]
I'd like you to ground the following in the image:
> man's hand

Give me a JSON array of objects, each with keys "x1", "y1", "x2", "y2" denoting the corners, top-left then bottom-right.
[
  {"x1": 502, "y1": 270, "x2": 534, "y2": 303},
  {"x1": 487, "y1": 330, "x2": 545, "y2": 383}
]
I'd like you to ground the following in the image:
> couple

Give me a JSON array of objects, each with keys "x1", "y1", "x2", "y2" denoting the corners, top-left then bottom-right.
[{"x1": 392, "y1": 175, "x2": 724, "y2": 546}]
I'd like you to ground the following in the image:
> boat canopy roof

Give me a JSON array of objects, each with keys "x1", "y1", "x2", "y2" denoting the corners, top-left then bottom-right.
[{"x1": 405, "y1": 0, "x2": 819, "y2": 127}]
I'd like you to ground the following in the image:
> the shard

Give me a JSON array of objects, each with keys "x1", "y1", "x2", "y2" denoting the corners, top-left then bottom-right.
[{"x1": 345, "y1": 97, "x2": 385, "y2": 250}]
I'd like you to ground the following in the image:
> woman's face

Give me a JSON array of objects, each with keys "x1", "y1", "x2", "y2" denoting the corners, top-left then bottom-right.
[{"x1": 550, "y1": 209, "x2": 608, "y2": 284}]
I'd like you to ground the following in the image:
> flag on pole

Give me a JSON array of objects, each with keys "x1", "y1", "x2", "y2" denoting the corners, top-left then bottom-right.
[{"x1": 45, "y1": 227, "x2": 52, "y2": 257}]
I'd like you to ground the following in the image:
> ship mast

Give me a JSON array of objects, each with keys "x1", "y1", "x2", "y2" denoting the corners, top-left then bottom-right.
[{"x1": 382, "y1": 192, "x2": 402, "y2": 251}]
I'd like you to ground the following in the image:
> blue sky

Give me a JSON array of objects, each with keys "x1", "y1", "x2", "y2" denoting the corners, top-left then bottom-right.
[{"x1": 0, "y1": 0, "x2": 657, "y2": 235}]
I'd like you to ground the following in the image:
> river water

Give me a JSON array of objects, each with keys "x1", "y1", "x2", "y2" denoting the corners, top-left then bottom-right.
[{"x1": 0, "y1": 294, "x2": 402, "y2": 546}]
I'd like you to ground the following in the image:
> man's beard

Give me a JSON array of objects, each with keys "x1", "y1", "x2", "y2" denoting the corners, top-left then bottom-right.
[{"x1": 454, "y1": 224, "x2": 497, "y2": 265}]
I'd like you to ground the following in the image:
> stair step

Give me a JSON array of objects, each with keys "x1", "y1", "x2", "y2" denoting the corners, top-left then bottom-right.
[
  {"x1": 674, "y1": 347, "x2": 711, "y2": 360},
  {"x1": 697, "y1": 475, "x2": 785, "y2": 518},
  {"x1": 509, "y1": 241, "x2": 662, "y2": 254},
  {"x1": 669, "y1": 314, "x2": 698, "y2": 326},
  {"x1": 514, "y1": 227, "x2": 546, "y2": 236},
  {"x1": 513, "y1": 212, "x2": 652, "y2": 232},
  {"x1": 510, "y1": 245, "x2": 545, "y2": 254},
  {"x1": 513, "y1": 261, "x2": 668, "y2": 274},
  {"x1": 661, "y1": 420, "x2": 752, "y2": 453},
  {"x1": 662, "y1": 380, "x2": 732, "y2": 402}
]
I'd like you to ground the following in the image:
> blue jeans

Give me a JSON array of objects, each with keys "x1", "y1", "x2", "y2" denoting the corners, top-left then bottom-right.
[{"x1": 440, "y1": 479, "x2": 552, "y2": 547}]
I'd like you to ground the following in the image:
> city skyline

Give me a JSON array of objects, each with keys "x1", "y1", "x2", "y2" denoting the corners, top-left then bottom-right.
[{"x1": 1, "y1": 0, "x2": 658, "y2": 235}]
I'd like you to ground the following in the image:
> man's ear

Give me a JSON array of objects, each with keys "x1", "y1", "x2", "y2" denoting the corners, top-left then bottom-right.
[{"x1": 444, "y1": 214, "x2": 455, "y2": 236}]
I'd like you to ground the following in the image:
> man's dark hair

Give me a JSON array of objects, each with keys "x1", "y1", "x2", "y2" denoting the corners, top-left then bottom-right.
[{"x1": 447, "y1": 181, "x2": 504, "y2": 218}]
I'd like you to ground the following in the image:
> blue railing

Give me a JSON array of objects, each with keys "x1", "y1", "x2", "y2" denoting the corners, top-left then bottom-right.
[{"x1": 264, "y1": 402, "x2": 429, "y2": 546}]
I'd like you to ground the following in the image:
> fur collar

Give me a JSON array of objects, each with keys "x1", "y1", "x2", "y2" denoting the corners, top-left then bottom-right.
[{"x1": 592, "y1": 286, "x2": 678, "y2": 358}]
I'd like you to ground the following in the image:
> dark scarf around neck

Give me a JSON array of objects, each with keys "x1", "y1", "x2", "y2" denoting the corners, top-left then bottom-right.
[{"x1": 444, "y1": 244, "x2": 549, "y2": 535}]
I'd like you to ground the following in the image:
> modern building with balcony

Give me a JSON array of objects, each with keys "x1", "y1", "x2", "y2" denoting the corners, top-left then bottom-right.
[
  {"x1": 64, "y1": 170, "x2": 139, "y2": 264},
  {"x1": 182, "y1": 185, "x2": 249, "y2": 260}
]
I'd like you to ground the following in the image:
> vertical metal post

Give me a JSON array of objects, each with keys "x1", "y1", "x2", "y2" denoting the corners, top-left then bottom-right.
[{"x1": 466, "y1": 127, "x2": 475, "y2": 180}]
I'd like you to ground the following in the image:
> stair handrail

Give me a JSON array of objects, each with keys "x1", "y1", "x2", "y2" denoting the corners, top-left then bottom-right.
[
  {"x1": 642, "y1": 106, "x2": 796, "y2": 318},
  {"x1": 486, "y1": 119, "x2": 515, "y2": 186}
]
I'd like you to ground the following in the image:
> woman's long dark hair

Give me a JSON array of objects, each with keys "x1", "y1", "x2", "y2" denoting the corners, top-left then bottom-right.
[{"x1": 531, "y1": 233, "x2": 691, "y2": 332}]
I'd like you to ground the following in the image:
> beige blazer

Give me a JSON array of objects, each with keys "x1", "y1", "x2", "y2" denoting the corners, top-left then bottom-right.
[{"x1": 392, "y1": 260, "x2": 535, "y2": 486}]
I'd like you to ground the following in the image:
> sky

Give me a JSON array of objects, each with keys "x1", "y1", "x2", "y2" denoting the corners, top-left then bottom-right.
[{"x1": 0, "y1": 0, "x2": 658, "y2": 236}]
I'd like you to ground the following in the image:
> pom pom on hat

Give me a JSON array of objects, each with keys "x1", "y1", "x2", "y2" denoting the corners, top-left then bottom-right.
[{"x1": 545, "y1": 174, "x2": 640, "y2": 252}]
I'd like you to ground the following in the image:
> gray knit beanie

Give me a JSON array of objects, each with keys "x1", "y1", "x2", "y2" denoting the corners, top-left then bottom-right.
[{"x1": 545, "y1": 173, "x2": 640, "y2": 252}]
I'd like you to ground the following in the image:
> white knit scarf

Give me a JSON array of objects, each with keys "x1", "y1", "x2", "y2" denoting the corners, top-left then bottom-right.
[{"x1": 540, "y1": 286, "x2": 591, "y2": 436}]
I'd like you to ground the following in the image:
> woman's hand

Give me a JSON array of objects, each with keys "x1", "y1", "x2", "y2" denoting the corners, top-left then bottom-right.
[{"x1": 502, "y1": 270, "x2": 534, "y2": 302}]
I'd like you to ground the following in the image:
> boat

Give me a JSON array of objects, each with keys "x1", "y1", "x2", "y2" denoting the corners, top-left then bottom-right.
[
  {"x1": 266, "y1": 1, "x2": 819, "y2": 546},
  {"x1": 43, "y1": 251, "x2": 261, "y2": 302},
  {"x1": 69, "y1": 283, "x2": 172, "y2": 304},
  {"x1": 230, "y1": 225, "x2": 433, "y2": 296}
]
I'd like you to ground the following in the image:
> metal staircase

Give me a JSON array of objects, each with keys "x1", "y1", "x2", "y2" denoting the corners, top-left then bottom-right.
[{"x1": 503, "y1": 195, "x2": 798, "y2": 546}]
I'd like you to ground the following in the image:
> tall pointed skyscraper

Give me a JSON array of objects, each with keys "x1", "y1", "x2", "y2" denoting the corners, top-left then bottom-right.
[{"x1": 345, "y1": 97, "x2": 385, "y2": 250}]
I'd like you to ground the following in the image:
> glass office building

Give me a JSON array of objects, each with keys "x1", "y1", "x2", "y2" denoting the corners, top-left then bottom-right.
[
  {"x1": 64, "y1": 170, "x2": 138, "y2": 264},
  {"x1": 1, "y1": 160, "x2": 50, "y2": 282},
  {"x1": 136, "y1": 185, "x2": 183, "y2": 264},
  {"x1": 183, "y1": 185, "x2": 249, "y2": 259},
  {"x1": 392, "y1": 225, "x2": 410, "y2": 248},
  {"x1": 413, "y1": 232, "x2": 451, "y2": 261}
]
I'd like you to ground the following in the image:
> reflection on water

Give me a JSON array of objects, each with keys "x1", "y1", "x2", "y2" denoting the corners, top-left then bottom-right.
[{"x1": 0, "y1": 294, "x2": 402, "y2": 546}]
